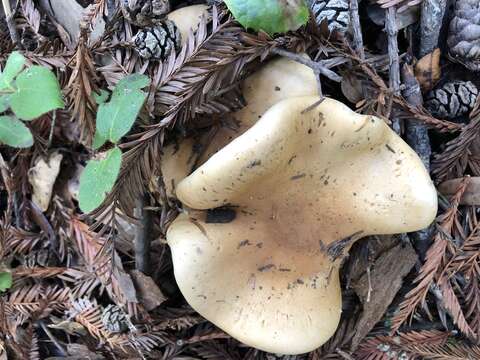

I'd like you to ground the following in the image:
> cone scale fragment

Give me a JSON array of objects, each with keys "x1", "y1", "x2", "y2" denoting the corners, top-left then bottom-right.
[{"x1": 167, "y1": 96, "x2": 437, "y2": 354}]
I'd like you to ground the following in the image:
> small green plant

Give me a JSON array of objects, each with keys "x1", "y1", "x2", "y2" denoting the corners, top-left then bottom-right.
[
  {"x1": 224, "y1": 0, "x2": 309, "y2": 35},
  {"x1": 0, "y1": 52, "x2": 64, "y2": 148},
  {"x1": 0, "y1": 271, "x2": 12, "y2": 292},
  {"x1": 78, "y1": 74, "x2": 150, "y2": 213}
]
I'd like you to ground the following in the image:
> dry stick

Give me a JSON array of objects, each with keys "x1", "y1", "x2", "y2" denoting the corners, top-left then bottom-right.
[
  {"x1": 1, "y1": 0, "x2": 20, "y2": 46},
  {"x1": 419, "y1": 0, "x2": 447, "y2": 58},
  {"x1": 409, "y1": 0, "x2": 446, "y2": 170},
  {"x1": 349, "y1": 0, "x2": 365, "y2": 60},
  {"x1": 401, "y1": 63, "x2": 433, "y2": 259},
  {"x1": 270, "y1": 47, "x2": 343, "y2": 82},
  {"x1": 385, "y1": 7, "x2": 401, "y2": 134},
  {"x1": 406, "y1": 0, "x2": 446, "y2": 259},
  {"x1": 134, "y1": 194, "x2": 153, "y2": 275},
  {"x1": 47, "y1": 111, "x2": 57, "y2": 148}
]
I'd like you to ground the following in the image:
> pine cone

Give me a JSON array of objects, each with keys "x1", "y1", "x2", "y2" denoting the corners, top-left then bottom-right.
[
  {"x1": 121, "y1": 0, "x2": 170, "y2": 27},
  {"x1": 132, "y1": 20, "x2": 181, "y2": 60},
  {"x1": 447, "y1": 0, "x2": 480, "y2": 71},
  {"x1": 101, "y1": 304, "x2": 129, "y2": 333},
  {"x1": 308, "y1": 0, "x2": 350, "y2": 33},
  {"x1": 425, "y1": 81, "x2": 478, "y2": 120}
]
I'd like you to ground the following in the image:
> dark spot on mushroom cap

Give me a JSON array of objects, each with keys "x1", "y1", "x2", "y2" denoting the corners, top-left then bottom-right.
[
  {"x1": 275, "y1": 86, "x2": 281, "y2": 91},
  {"x1": 247, "y1": 159, "x2": 261, "y2": 168},
  {"x1": 258, "y1": 264, "x2": 275, "y2": 272},
  {"x1": 385, "y1": 144, "x2": 396, "y2": 153},
  {"x1": 237, "y1": 239, "x2": 251, "y2": 249},
  {"x1": 206, "y1": 207, "x2": 236, "y2": 223},
  {"x1": 291, "y1": 173, "x2": 306, "y2": 180}
]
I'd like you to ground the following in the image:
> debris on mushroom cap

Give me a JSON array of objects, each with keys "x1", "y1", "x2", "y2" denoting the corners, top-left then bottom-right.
[
  {"x1": 167, "y1": 96, "x2": 437, "y2": 354},
  {"x1": 161, "y1": 56, "x2": 318, "y2": 192},
  {"x1": 167, "y1": 5, "x2": 209, "y2": 46}
]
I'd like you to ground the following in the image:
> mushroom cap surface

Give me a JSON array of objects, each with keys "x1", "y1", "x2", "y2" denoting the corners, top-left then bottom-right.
[
  {"x1": 167, "y1": 96, "x2": 437, "y2": 354},
  {"x1": 198, "y1": 56, "x2": 318, "y2": 164},
  {"x1": 161, "y1": 56, "x2": 318, "y2": 195}
]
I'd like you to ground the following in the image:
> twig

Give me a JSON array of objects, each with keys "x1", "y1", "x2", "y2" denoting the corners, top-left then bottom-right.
[
  {"x1": 405, "y1": 0, "x2": 445, "y2": 260},
  {"x1": 385, "y1": 7, "x2": 401, "y2": 133},
  {"x1": 401, "y1": 63, "x2": 431, "y2": 171},
  {"x1": 270, "y1": 47, "x2": 343, "y2": 82},
  {"x1": 419, "y1": 0, "x2": 447, "y2": 58},
  {"x1": 48, "y1": 111, "x2": 56, "y2": 148},
  {"x1": 134, "y1": 194, "x2": 153, "y2": 275},
  {"x1": 314, "y1": 69, "x2": 323, "y2": 99},
  {"x1": 2, "y1": 0, "x2": 20, "y2": 46},
  {"x1": 349, "y1": 0, "x2": 365, "y2": 60}
]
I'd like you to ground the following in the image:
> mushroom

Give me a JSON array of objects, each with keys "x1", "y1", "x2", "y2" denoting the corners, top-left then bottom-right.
[
  {"x1": 197, "y1": 55, "x2": 318, "y2": 164},
  {"x1": 161, "y1": 56, "x2": 318, "y2": 195},
  {"x1": 167, "y1": 96, "x2": 437, "y2": 354}
]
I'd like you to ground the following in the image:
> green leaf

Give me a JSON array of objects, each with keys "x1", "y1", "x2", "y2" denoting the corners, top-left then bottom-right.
[
  {"x1": 115, "y1": 74, "x2": 150, "y2": 92},
  {"x1": 9, "y1": 65, "x2": 64, "y2": 121},
  {"x1": 0, "y1": 115, "x2": 34, "y2": 148},
  {"x1": 78, "y1": 146, "x2": 122, "y2": 213},
  {"x1": 96, "y1": 74, "x2": 150, "y2": 144},
  {"x1": 224, "y1": 0, "x2": 309, "y2": 35},
  {"x1": 94, "y1": 89, "x2": 110, "y2": 105},
  {"x1": 0, "y1": 52, "x2": 26, "y2": 90},
  {"x1": 92, "y1": 130, "x2": 107, "y2": 150},
  {"x1": 0, "y1": 95, "x2": 10, "y2": 113},
  {"x1": 0, "y1": 271, "x2": 12, "y2": 292}
]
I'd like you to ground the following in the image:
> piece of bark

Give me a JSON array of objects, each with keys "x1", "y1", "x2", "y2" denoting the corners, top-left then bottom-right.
[
  {"x1": 130, "y1": 269, "x2": 166, "y2": 311},
  {"x1": 419, "y1": 0, "x2": 447, "y2": 58},
  {"x1": 28, "y1": 151, "x2": 63, "y2": 212},
  {"x1": 350, "y1": 241, "x2": 418, "y2": 349}
]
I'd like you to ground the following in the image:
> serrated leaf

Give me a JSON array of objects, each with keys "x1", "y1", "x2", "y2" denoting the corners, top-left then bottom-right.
[
  {"x1": 224, "y1": 0, "x2": 309, "y2": 35},
  {"x1": 96, "y1": 74, "x2": 150, "y2": 144},
  {"x1": 0, "y1": 52, "x2": 25, "y2": 90},
  {"x1": 9, "y1": 65, "x2": 64, "y2": 121},
  {"x1": 92, "y1": 130, "x2": 107, "y2": 150},
  {"x1": 0, "y1": 271, "x2": 12, "y2": 292},
  {"x1": 0, "y1": 115, "x2": 33, "y2": 148},
  {"x1": 78, "y1": 146, "x2": 122, "y2": 213}
]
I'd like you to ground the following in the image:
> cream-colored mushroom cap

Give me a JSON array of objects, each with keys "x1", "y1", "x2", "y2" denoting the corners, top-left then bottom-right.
[
  {"x1": 167, "y1": 5, "x2": 209, "y2": 45},
  {"x1": 161, "y1": 56, "x2": 318, "y2": 195},
  {"x1": 198, "y1": 56, "x2": 318, "y2": 163},
  {"x1": 167, "y1": 96, "x2": 437, "y2": 354}
]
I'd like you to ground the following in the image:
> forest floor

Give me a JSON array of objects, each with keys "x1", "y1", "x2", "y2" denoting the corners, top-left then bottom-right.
[{"x1": 1, "y1": 0, "x2": 480, "y2": 359}]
